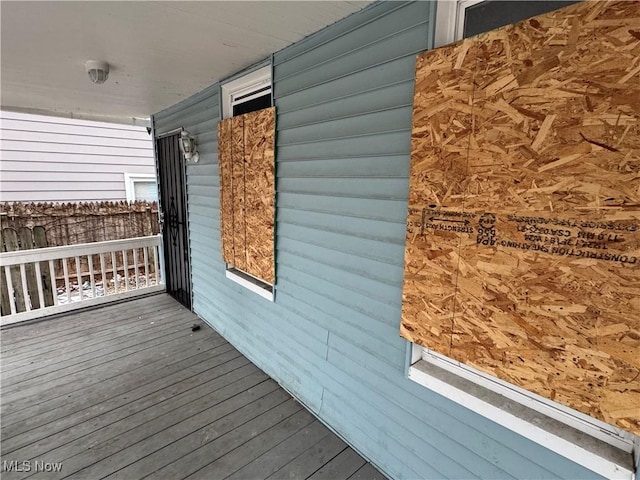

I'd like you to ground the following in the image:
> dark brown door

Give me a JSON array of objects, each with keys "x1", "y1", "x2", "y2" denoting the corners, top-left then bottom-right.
[{"x1": 156, "y1": 134, "x2": 191, "y2": 309}]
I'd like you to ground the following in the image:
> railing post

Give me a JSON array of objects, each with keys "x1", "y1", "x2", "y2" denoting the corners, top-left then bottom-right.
[
  {"x1": 48, "y1": 260, "x2": 58, "y2": 306},
  {"x1": 75, "y1": 256, "x2": 83, "y2": 300},
  {"x1": 19, "y1": 264, "x2": 31, "y2": 312},
  {"x1": 99, "y1": 253, "x2": 106, "y2": 296},
  {"x1": 88, "y1": 254, "x2": 96, "y2": 298},
  {"x1": 62, "y1": 258, "x2": 71, "y2": 303},
  {"x1": 111, "y1": 251, "x2": 118, "y2": 294},
  {"x1": 158, "y1": 234, "x2": 165, "y2": 287},
  {"x1": 4, "y1": 266, "x2": 16, "y2": 315},
  {"x1": 143, "y1": 247, "x2": 149, "y2": 287},
  {"x1": 34, "y1": 262, "x2": 45, "y2": 309},
  {"x1": 123, "y1": 249, "x2": 129, "y2": 292},
  {"x1": 133, "y1": 248, "x2": 139, "y2": 289}
]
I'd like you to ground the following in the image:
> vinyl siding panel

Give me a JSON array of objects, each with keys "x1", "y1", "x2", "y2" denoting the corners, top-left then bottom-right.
[
  {"x1": 0, "y1": 111, "x2": 155, "y2": 203},
  {"x1": 152, "y1": 2, "x2": 605, "y2": 478}
]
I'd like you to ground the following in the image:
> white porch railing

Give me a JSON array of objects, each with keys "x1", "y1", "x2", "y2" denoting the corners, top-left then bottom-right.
[{"x1": 0, "y1": 235, "x2": 164, "y2": 326}]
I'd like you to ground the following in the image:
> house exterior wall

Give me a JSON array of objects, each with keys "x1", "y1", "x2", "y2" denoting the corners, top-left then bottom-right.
[
  {"x1": 0, "y1": 111, "x2": 155, "y2": 203},
  {"x1": 153, "y1": 2, "x2": 603, "y2": 478}
]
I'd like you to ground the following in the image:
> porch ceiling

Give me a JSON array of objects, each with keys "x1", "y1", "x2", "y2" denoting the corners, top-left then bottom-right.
[{"x1": 0, "y1": 1, "x2": 370, "y2": 126}]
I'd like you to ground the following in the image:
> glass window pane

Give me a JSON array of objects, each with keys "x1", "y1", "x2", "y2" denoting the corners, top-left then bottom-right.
[
  {"x1": 133, "y1": 181, "x2": 158, "y2": 202},
  {"x1": 464, "y1": 1, "x2": 580, "y2": 38}
]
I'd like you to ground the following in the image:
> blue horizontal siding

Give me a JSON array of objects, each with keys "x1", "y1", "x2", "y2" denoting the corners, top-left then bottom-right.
[
  {"x1": 278, "y1": 155, "x2": 410, "y2": 177},
  {"x1": 276, "y1": 234, "x2": 404, "y2": 284},
  {"x1": 278, "y1": 192, "x2": 408, "y2": 222},
  {"x1": 277, "y1": 107, "x2": 413, "y2": 146},
  {"x1": 152, "y1": 2, "x2": 605, "y2": 479},
  {"x1": 277, "y1": 82, "x2": 413, "y2": 130},
  {"x1": 278, "y1": 130, "x2": 411, "y2": 161}
]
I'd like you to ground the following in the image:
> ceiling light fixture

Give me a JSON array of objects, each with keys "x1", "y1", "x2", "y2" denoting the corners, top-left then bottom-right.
[{"x1": 84, "y1": 60, "x2": 110, "y2": 85}]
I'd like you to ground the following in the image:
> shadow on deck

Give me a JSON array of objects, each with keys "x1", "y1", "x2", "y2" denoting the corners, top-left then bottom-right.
[{"x1": 0, "y1": 293, "x2": 385, "y2": 480}]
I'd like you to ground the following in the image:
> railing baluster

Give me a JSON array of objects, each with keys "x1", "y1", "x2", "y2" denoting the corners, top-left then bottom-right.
[
  {"x1": 154, "y1": 245, "x2": 159, "y2": 284},
  {"x1": 133, "y1": 248, "x2": 139, "y2": 289},
  {"x1": 143, "y1": 247, "x2": 149, "y2": 287},
  {"x1": 49, "y1": 260, "x2": 58, "y2": 306},
  {"x1": 5, "y1": 266, "x2": 17, "y2": 315},
  {"x1": 99, "y1": 253, "x2": 106, "y2": 296},
  {"x1": 19, "y1": 263, "x2": 31, "y2": 312},
  {"x1": 88, "y1": 254, "x2": 96, "y2": 298},
  {"x1": 122, "y1": 250, "x2": 129, "y2": 292},
  {"x1": 75, "y1": 256, "x2": 83, "y2": 300},
  {"x1": 35, "y1": 262, "x2": 45, "y2": 309},
  {"x1": 111, "y1": 251, "x2": 118, "y2": 294},
  {"x1": 62, "y1": 258, "x2": 71, "y2": 303}
]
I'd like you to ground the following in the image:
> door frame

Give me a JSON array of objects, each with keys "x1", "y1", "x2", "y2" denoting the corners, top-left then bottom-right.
[{"x1": 152, "y1": 122, "x2": 192, "y2": 309}]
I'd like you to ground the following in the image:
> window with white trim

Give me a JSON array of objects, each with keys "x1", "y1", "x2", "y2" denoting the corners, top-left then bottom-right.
[
  {"x1": 433, "y1": 0, "x2": 580, "y2": 47},
  {"x1": 407, "y1": 1, "x2": 639, "y2": 477},
  {"x1": 221, "y1": 66, "x2": 272, "y2": 120},
  {"x1": 219, "y1": 66, "x2": 275, "y2": 301},
  {"x1": 124, "y1": 173, "x2": 158, "y2": 202}
]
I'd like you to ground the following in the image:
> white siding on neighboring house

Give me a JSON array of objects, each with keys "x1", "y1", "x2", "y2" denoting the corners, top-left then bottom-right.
[{"x1": 0, "y1": 111, "x2": 156, "y2": 203}]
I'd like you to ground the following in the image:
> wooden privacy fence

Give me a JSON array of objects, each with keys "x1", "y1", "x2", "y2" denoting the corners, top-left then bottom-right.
[
  {"x1": 0, "y1": 201, "x2": 159, "y2": 247},
  {"x1": 0, "y1": 235, "x2": 164, "y2": 324}
]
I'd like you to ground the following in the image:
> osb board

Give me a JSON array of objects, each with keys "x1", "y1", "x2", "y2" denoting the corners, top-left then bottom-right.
[
  {"x1": 401, "y1": 0, "x2": 640, "y2": 435},
  {"x1": 217, "y1": 107, "x2": 275, "y2": 283},
  {"x1": 218, "y1": 120, "x2": 234, "y2": 265},
  {"x1": 244, "y1": 108, "x2": 276, "y2": 284},
  {"x1": 232, "y1": 115, "x2": 247, "y2": 272}
]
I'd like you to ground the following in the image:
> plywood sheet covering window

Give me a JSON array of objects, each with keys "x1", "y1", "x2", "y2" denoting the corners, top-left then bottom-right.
[
  {"x1": 401, "y1": 0, "x2": 640, "y2": 435},
  {"x1": 218, "y1": 107, "x2": 275, "y2": 284}
]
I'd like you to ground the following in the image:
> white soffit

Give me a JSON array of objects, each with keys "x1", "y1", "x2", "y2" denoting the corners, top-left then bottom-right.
[{"x1": 0, "y1": 1, "x2": 370, "y2": 125}]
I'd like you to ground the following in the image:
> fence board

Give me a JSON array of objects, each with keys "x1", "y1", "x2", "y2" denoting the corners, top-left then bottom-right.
[
  {"x1": 33, "y1": 226, "x2": 54, "y2": 307},
  {"x1": 18, "y1": 227, "x2": 40, "y2": 309},
  {"x1": 2, "y1": 229, "x2": 26, "y2": 313}
]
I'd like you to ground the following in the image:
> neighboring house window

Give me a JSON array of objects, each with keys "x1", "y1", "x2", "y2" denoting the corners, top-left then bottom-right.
[
  {"x1": 218, "y1": 66, "x2": 276, "y2": 301},
  {"x1": 407, "y1": 2, "x2": 638, "y2": 478},
  {"x1": 124, "y1": 173, "x2": 158, "y2": 202}
]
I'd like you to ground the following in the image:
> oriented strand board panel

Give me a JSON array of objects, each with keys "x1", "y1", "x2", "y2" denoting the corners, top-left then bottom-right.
[
  {"x1": 217, "y1": 107, "x2": 275, "y2": 283},
  {"x1": 244, "y1": 108, "x2": 276, "y2": 284},
  {"x1": 232, "y1": 115, "x2": 247, "y2": 272},
  {"x1": 218, "y1": 119, "x2": 234, "y2": 264},
  {"x1": 402, "y1": 0, "x2": 640, "y2": 435}
]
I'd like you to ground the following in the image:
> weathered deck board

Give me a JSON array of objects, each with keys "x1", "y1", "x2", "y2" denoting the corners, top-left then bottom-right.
[
  {"x1": 267, "y1": 433, "x2": 349, "y2": 480},
  {"x1": 0, "y1": 293, "x2": 385, "y2": 480},
  {"x1": 0, "y1": 294, "x2": 174, "y2": 354},
  {"x1": 0, "y1": 297, "x2": 181, "y2": 361},
  {"x1": 226, "y1": 421, "x2": 332, "y2": 480}
]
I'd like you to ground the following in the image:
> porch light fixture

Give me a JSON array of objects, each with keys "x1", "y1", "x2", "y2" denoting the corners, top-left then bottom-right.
[
  {"x1": 179, "y1": 129, "x2": 199, "y2": 163},
  {"x1": 84, "y1": 60, "x2": 110, "y2": 84}
]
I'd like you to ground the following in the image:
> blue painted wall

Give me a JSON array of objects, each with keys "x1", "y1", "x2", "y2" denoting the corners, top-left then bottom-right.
[{"x1": 153, "y1": 2, "x2": 604, "y2": 478}]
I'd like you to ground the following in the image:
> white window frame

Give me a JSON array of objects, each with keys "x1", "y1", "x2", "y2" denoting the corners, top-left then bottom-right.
[
  {"x1": 220, "y1": 65, "x2": 274, "y2": 301},
  {"x1": 221, "y1": 66, "x2": 272, "y2": 120},
  {"x1": 434, "y1": 0, "x2": 483, "y2": 47},
  {"x1": 409, "y1": 342, "x2": 638, "y2": 478},
  {"x1": 123, "y1": 173, "x2": 158, "y2": 202}
]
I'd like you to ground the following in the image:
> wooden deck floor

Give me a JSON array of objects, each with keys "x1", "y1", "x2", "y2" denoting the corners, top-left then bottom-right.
[{"x1": 0, "y1": 293, "x2": 385, "y2": 480}]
